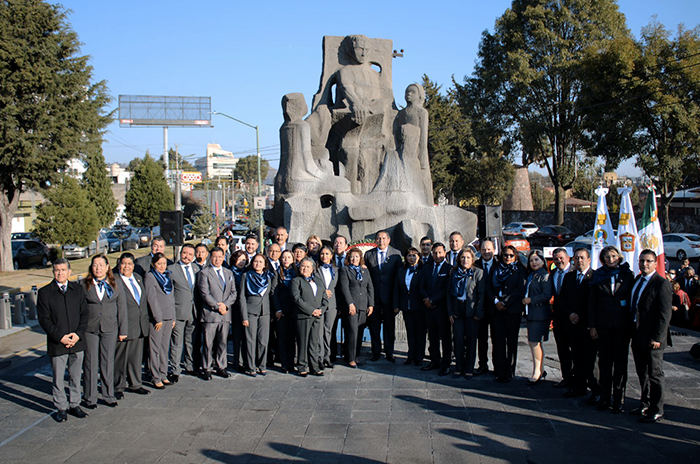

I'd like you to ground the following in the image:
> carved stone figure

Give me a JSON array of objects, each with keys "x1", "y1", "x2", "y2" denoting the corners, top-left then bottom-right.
[{"x1": 269, "y1": 35, "x2": 476, "y2": 248}]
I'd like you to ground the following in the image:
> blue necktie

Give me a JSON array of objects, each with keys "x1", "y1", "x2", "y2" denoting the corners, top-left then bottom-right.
[
  {"x1": 217, "y1": 269, "x2": 225, "y2": 289},
  {"x1": 129, "y1": 277, "x2": 141, "y2": 305},
  {"x1": 185, "y1": 265, "x2": 193, "y2": 289}
]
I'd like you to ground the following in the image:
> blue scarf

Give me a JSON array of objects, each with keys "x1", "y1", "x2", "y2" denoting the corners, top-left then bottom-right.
[
  {"x1": 306, "y1": 276, "x2": 315, "y2": 283},
  {"x1": 348, "y1": 264, "x2": 363, "y2": 282},
  {"x1": 590, "y1": 262, "x2": 630, "y2": 286},
  {"x1": 493, "y1": 262, "x2": 518, "y2": 288},
  {"x1": 451, "y1": 267, "x2": 474, "y2": 297},
  {"x1": 246, "y1": 270, "x2": 271, "y2": 296},
  {"x1": 149, "y1": 268, "x2": 172, "y2": 295},
  {"x1": 280, "y1": 266, "x2": 295, "y2": 288},
  {"x1": 231, "y1": 266, "x2": 246, "y2": 285},
  {"x1": 95, "y1": 278, "x2": 114, "y2": 299},
  {"x1": 321, "y1": 263, "x2": 335, "y2": 281}
]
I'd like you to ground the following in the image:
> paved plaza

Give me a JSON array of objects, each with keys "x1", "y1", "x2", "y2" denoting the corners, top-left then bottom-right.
[{"x1": 0, "y1": 325, "x2": 699, "y2": 464}]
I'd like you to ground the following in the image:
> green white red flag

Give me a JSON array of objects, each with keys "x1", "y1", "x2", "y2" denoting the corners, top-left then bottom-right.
[{"x1": 638, "y1": 185, "x2": 666, "y2": 278}]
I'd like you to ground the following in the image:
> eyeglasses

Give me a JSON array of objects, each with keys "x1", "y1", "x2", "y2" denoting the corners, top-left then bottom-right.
[{"x1": 503, "y1": 254, "x2": 515, "y2": 258}]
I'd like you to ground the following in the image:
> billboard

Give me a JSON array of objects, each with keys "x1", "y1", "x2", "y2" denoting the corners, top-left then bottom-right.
[{"x1": 118, "y1": 95, "x2": 212, "y2": 128}]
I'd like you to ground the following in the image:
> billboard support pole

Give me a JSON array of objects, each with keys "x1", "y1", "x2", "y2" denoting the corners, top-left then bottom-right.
[{"x1": 164, "y1": 126, "x2": 170, "y2": 188}]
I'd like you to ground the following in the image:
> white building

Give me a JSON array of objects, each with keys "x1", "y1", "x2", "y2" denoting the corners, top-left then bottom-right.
[
  {"x1": 108, "y1": 163, "x2": 132, "y2": 184},
  {"x1": 194, "y1": 143, "x2": 238, "y2": 179}
]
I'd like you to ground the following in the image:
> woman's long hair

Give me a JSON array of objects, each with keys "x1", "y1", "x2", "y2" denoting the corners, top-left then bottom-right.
[{"x1": 85, "y1": 254, "x2": 116, "y2": 290}]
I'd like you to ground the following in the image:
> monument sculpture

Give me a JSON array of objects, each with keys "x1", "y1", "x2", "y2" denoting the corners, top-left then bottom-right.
[{"x1": 271, "y1": 35, "x2": 476, "y2": 247}]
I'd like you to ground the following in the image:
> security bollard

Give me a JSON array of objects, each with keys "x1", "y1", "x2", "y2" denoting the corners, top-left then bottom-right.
[
  {"x1": 26, "y1": 286, "x2": 38, "y2": 320},
  {"x1": 12, "y1": 293, "x2": 26, "y2": 325},
  {"x1": 0, "y1": 293, "x2": 11, "y2": 330}
]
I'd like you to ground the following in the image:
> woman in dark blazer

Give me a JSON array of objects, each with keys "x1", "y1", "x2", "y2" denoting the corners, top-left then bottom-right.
[
  {"x1": 393, "y1": 247, "x2": 425, "y2": 366},
  {"x1": 447, "y1": 247, "x2": 485, "y2": 378},
  {"x1": 588, "y1": 245, "x2": 635, "y2": 412},
  {"x1": 491, "y1": 245, "x2": 527, "y2": 383},
  {"x1": 522, "y1": 250, "x2": 553, "y2": 384},
  {"x1": 239, "y1": 253, "x2": 277, "y2": 376},
  {"x1": 315, "y1": 246, "x2": 338, "y2": 369},
  {"x1": 291, "y1": 257, "x2": 329, "y2": 376},
  {"x1": 115, "y1": 253, "x2": 150, "y2": 396},
  {"x1": 83, "y1": 254, "x2": 127, "y2": 408},
  {"x1": 339, "y1": 248, "x2": 374, "y2": 368},
  {"x1": 144, "y1": 253, "x2": 176, "y2": 389},
  {"x1": 229, "y1": 250, "x2": 248, "y2": 372},
  {"x1": 272, "y1": 250, "x2": 297, "y2": 373}
]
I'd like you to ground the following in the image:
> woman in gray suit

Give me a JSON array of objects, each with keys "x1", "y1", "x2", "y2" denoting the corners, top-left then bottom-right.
[
  {"x1": 83, "y1": 254, "x2": 127, "y2": 408},
  {"x1": 447, "y1": 247, "x2": 486, "y2": 378},
  {"x1": 315, "y1": 246, "x2": 338, "y2": 369},
  {"x1": 522, "y1": 250, "x2": 553, "y2": 384},
  {"x1": 239, "y1": 253, "x2": 277, "y2": 376},
  {"x1": 338, "y1": 248, "x2": 374, "y2": 368},
  {"x1": 144, "y1": 253, "x2": 176, "y2": 389},
  {"x1": 292, "y1": 258, "x2": 329, "y2": 376}
]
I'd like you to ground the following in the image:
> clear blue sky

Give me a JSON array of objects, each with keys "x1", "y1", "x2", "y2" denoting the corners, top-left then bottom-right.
[{"x1": 55, "y1": 0, "x2": 699, "y2": 175}]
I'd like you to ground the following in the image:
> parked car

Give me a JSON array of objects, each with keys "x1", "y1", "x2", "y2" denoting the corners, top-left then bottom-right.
[
  {"x1": 503, "y1": 232, "x2": 530, "y2": 253},
  {"x1": 574, "y1": 229, "x2": 618, "y2": 245},
  {"x1": 663, "y1": 233, "x2": 700, "y2": 261},
  {"x1": 528, "y1": 225, "x2": 575, "y2": 247},
  {"x1": 105, "y1": 229, "x2": 140, "y2": 253},
  {"x1": 11, "y1": 232, "x2": 41, "y2": 242},
  {"x1": 183, "y1": 224, "x2": 194, "y2": 241},
  {"x1": 63, "y1": 231, "x2": 109, "y2": 259},
  {"x1": 565, "y1": 241, "x2": 592, "y2": 254},
  {"x1": 135, "y1": 226, "x2": 153, "y2": 248},
  {"x1": 12, "y1": 239, "x2": 50, "y2": 270},
  {"x1": 503, "y1": 222, "x2": 539, "y2": 237}
]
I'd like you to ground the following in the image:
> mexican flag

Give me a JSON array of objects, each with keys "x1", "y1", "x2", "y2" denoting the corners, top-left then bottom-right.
[
  {"x1": 616, "y1": 186, "x2": 640, "y2": 275},
  {"x1": 638, "y1": 185, "x2": 666, "y2": 278},
  {"x1": 592, "y1": 186, "x2": 617, "y2": 270}
]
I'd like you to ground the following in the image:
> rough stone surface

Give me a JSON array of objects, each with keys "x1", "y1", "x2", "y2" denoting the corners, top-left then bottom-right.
[{"x1": 271, "y1": 35, "x2": 476, "y2": 246}]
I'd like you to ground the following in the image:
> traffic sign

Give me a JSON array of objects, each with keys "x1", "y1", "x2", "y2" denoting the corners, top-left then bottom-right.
[{"x1": 181, "y1": 171, "x2": 202, "y2": 183}]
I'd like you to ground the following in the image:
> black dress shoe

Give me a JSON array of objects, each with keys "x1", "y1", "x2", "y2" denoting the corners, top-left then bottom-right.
[
  {"x1": 564, "y1": 389, "x2": 587, "y2": 398},
  {"x1": 104, "y1": 401, "x2": 118, "y2": 408},
  {"x1": 640, "y1": 413, "x2": 663, "y2": 423},
  {"x1": 184, "y1": 370, "x2": 198, "y2": 376},
  {"x1": 413, "y1": 360, "x2": 422, "y2": 367},
  {"x1": 349, "y1": 363, "x2": 358, "y2": 369},
  {"x1": 370, "y1": 354, "x2": 381, "y2": 362},
  {"x1": 55, "y1": 410, "x2": 68, "y2": 422},
  {"x1": 167, "y1": 373, "x2": 179, "y2": 384},
  {"x1": 245, "y1": 370, "x2": 257, "y2": 377},
  {"x1": 324, "y1": 360, "x2": 335, "y2": 369},
  {"x1": 495, "y1": 376, "x2": 512, "y2": 383},
  {"x1": 474, "y1": 365, "x2": 488, "y2": 376},
  {"x1": 586, "y1": 394, "x2": 601, "y2": 406},
  {"x1": 438, "y1": 367, "x2": 450, "y2": 376},
  {"x1": 215, "y1": 369, "x2": 231, "y2": 379},
  {"x1": 403, "y1": 359, "x2": 413, "y2": 365},
  {"x1": 421, "y1": 363, "x2": 439, "y2": 371},
  {"x1": 611, "y1": 404, "x2": 624, "y2": 414},
  {"x1": 128, "y1": 387, "x2": 150, "y2": 395},
  {"x1": 386, "y1": 355, "x2": 395, "y2": 363},
  {"x1": 68, "y1": 406, "x2": 88, "y2": 418},
  {"x1": 82, "y1": 401, "x2": 97, "y2": 410},
  {"x1": 115, "y1": 392, "x2": 124, "y2": 400},
  {"x1": 630, "y1": 405, "x2": 649, "y2": 416},
  {"x1": 553, "y1": 380, "x2": 571, "y2": 388},
  {"x1": 201, "y1": 372, "x2": 212, "y2": 381}
]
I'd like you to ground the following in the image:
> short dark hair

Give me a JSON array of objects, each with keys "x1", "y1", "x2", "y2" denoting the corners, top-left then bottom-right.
[
  {"x1": 573, "y1": 247, "x2": 590, "y2": 259},
  {"x1": 292, "y1": 243, "x2": 307, "y2": 253},
  {"x1": 151, "y1": 236, "x2": 165, "y2": 245},
  {"x1": 195, "y1": 243, "x2": 209, "y2": 251},
  {"x1": 333, "y1": 234, "x2": 347, "y2": 245},
  {"x1": 552, "y1": 247, "x2": 568, "y2": 257},
  {"x1": 245, "y1": 234, "x2": 259, "y2": 243},
  {"x1": 151, "y1": 252, "x2": 168, "y2": 266},
  {"x1": 640, "y1": 249, "x2": 657, "y2": 260},
  {"x1": 215, "y1": 236, "x2": 228, "y2": 246},
  {"x1": 375, "y1": 230, "x2": 390, "y2": 239},
  {"x1": 449, "y1": 231, "x2": 463, "y2": 239},
  {"x1": 118, "y1": 252, "x2": 135, "y2": 265},
  {"x1": 432, "y1": 242, "x2": 446, "y2": 252},
  {"x1": 181, "y1": 243, "x2": 195, "y2": 252},
  {"x1": 210, "y1": 246, "x2": 224, "y2": 256},
  {"x1": 420, "y1": 236, "x2": 432, "y2": 244},
  {"x1": 53, "y1": 258, "x2": 70, "y2": 270}
]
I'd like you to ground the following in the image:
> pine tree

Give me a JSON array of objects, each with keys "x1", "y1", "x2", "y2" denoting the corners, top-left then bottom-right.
[
  {"x1": 82, "y1": 151, "x2": 116, "y2": 228},
  {"x1": 125, "y1": 152, "x2": 174, "y2": 227}
]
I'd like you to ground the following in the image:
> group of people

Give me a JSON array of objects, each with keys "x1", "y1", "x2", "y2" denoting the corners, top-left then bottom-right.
[{"x1": 37, "y1": 226, "x2": 673, "y2": 425}]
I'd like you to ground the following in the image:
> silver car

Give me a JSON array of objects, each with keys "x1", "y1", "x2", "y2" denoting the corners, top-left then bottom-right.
[{"x1": 63, "y1": 231, "x2": 109, "y2": 259}]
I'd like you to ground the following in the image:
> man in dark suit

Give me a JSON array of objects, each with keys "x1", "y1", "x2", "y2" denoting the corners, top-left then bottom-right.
[
  {"x1": 474, "y1": 239, "x2": 497, "y2": 375},
  {"x1": 114, "y1": 253, "x2": 150, "y2": 397},
  {"x1": 38, "y1": 259, "x2": 89, "y2": 422},
  {"x1": 194, "y1": 243, "x2": 209, "y2": 270},
  {"x1": 419, "y1": 236, "x2": 433, "y2": 266},
  {"x1": 420, "y1": 242, "x2": 452, "y2": 376},
  {"x1": 332, "y1": 235, "x2": 349, "y2": 360},
  {"x1": 168, "y1": 244, "x2": 200, "y2": 383},
  {"x1": 275, "y1": 226, "x2": 289, "y2": 252},
  {"x1": 134, "y1": 236, "x2": 172, "y2": 277},
  {"x1": 446, "y1": 231, "x2": 465, "y2": 267},
  {"x1": 364, "y1": 230, "x2": 403, "y2": 362},
  {"x1": 679, "y1": 267, "x2": 699, "y2": 301},
  {"x1": 551, "y1": 247, "x2": 575, "y2": 389},
  {"x1": 630, "y1": 249, "x2": 673, "y2": 422},
  {"x1": 215, "y1": 235, "x2": 232, "y2": 266},
  {"x1": 561, "y1": 248, "x2": 599, "y2": 402},
  {"x1": 198, "y1": 247, "x2": 238, "y2": 380}
]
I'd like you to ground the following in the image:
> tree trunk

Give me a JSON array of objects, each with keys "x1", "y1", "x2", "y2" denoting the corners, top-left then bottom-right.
[
  {"x1": 0, "y1": 189, "x2": 21, "y2": 272},
  {"x1": 554, "y1": 183, "x2": 566, "y2": 225},
  {"x1": 658, "y1": 195, "x2": 672, "y2": 233}
]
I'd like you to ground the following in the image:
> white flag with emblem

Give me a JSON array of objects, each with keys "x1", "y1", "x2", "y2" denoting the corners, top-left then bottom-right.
[
  {"x1": 615, "y1": 186, "x2": 640, "y2": 275},
  {"x1": 592, "y1": 186, "x2": 617, "y2": 270}
]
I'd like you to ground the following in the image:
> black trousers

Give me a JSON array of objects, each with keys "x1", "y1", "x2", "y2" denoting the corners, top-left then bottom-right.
[
  {"x1": 296, "y1": 316, "x2": 323, "y2": 374},
  {"x1": 632, "y1": 337, "x2": 666, "y2": 415},
  {"x1": 453, "y1": 316, "x2": 479, "y2": 374},
  {"x1": 368, "y1": 301, "x2": 397, "y2": 357},
  {"x1": 403, "y1": 310, "x2": 427, "y2": 363},
  {"x1": 425, "y1": 307, "x2": 451, "y2": 369},
  {"x1": 191, "y1": 319, "x2": 203, "y2": 372},
  {"x1": 553, "y1": 319, "x2": 574, "y2": 382},
  {"x1": 571, "y1": 324, "x2": 600, "y2": 394},
  {"x1": 492, "y1": 310, "x2": 522, "y2": 380},
  {"x1": 230, "y1": 313, "x2": 244, "y2": 371},
  {"x1": 329, "y1": 311, "x2": 342, "y2": 360},
  {"x1": 477, "y1": 311, "x2": 493, "y2": 369},
  {"x1": 344, "y1": 310, "x2": 366, "y2": 364},
  {"x1": 597, "y1": 327, "x2": 630, "y2": 406},
  {"x1": 267, "y1": 316, "x2": 279, "y2": 366},
  {"x1": 276, "y1": 314, "x2": 296, "y2": 371}
]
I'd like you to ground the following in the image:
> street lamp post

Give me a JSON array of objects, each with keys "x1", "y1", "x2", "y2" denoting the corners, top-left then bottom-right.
[{"x1": 210, "y1": 111, "x2": 264, "y2": 252}]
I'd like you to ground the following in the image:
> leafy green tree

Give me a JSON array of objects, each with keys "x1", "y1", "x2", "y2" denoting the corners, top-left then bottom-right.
[
  {"x1": 188, "y1": 203, "x2": 220, "y2": 239},
  {"x1": 455, "y1": 156, "x2": 516, "y2": 206},
  {"x1": 530, "y1": 181, "x2": 555, "y2": 211},
  {"x1": 34, "y1": 176, "x2": 100, "y2": 253},
  {"x1": 468, "y1": 0, "x2": 632, "y2": 224},
  {"x1": 160, "y1": 148, "x2": 196, "y2": 172},
  {"x1": 236, "y1": 155, "x2": 270, "y2": 186},
  {"x1": 82, "y1": 151, "x2": 116, "y2": 228},
  {"x1": 127, "y1": 157, "x2": 143, "y2": 173},
  {"x1": 0, "y1": 0, "x2": 111, "y2": 271},
  {"x1": 125, "y1": 152, "x2": 174, "y2": 227}
]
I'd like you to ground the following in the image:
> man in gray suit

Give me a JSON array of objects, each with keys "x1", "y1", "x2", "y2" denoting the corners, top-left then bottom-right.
[
  {"x1": 197, "y1": 247, "x2": 237, "y2": 380},
  {"x1": 168, "y1": 244, "x2": 200, "y2": 383},
  {"x1": 134, "y1": 236, "x2": 173, "y2": 277}
]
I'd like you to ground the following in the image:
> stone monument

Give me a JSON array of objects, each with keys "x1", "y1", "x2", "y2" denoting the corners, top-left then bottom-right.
[{"x1": 271, "y1": 35, "x2": 476, "y2": 247}]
